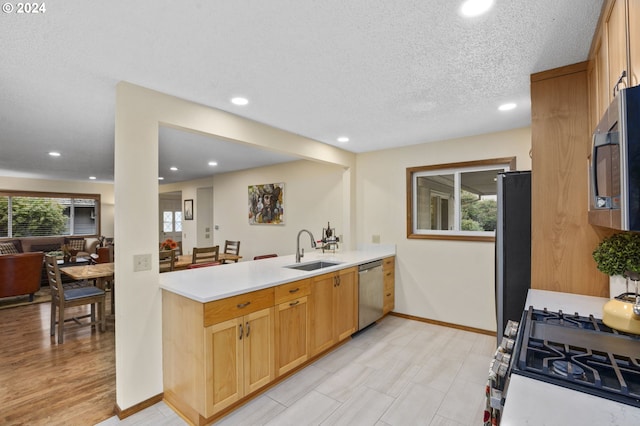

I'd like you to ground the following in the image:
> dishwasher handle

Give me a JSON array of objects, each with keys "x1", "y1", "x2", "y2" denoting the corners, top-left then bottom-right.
[{"x1": 358, "y1": 259, "x2": 383, "y2": 272}]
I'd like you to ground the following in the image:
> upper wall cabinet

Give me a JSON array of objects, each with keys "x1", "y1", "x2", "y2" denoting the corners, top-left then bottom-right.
[
  {"x1": 589, "y1": 0, "x2": 637, "y2": 131},
  {"x1": 630, "y1": 0, "x2": 639, "y2": 87},
  {"x1": 606, "y1": 0, "x2": 629, "y2": 98}
]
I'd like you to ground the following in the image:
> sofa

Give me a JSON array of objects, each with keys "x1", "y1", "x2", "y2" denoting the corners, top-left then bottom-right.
[
  {"x1": 0, "y1": 236, "x2": 101, "y2": 289},
  {"x1": 0, "y1": 236, "x2": 100, "y2": 258},
  {"x1": 0, "y1": 252, "x2": 45, "y2": 300}
]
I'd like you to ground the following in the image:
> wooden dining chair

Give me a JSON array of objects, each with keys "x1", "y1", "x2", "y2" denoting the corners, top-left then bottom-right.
[
  {"x1": 222, "y1": 240, "x2": 241, "y2": 263},
  {"x1": 192, "y1": 245, "x2": 219, "y2": 265},
  {"x1": 44, "y1": 254, "x2": 106, "y2": 344},
  {"x1": 159, "y1": 249, "x2": 176, "y2": 272},
  {"x1": 253, "y1": 253, "x2": 278, "y2": 260}
]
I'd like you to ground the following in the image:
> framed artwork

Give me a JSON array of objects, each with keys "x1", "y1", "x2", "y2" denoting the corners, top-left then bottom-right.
[
  {"x1": 248, "y1": 183, "x2": 284, "y2": 225},
  {"x1": 184, "y1": 199, "x2": 193, "y2": 220}
]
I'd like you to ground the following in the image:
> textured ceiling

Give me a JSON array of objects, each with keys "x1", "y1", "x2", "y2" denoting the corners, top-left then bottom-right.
[{"x1": 0, "y1": 0, "x2": 603, "y2": 183}]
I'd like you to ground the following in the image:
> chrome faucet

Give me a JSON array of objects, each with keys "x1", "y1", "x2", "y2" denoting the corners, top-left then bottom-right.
[
  {"x1": 296, "y1": 229, "x2": 317, "y2": 263},
  {"x1": 634, "y1": 295, "x2": 640, "y2": 317}
]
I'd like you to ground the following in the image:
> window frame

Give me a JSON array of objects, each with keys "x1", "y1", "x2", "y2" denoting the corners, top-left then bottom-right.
[
  {"x1": 406, "y1": 157, "x2": 516, "y2": 242},
  {"x1": 0, "y1": 190, "x2": 101, "y2": 238}
]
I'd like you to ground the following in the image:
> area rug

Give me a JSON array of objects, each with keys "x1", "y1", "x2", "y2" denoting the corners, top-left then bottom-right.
[{"x1": 0, "y1": 288, "x2": 51, "y2": 310}]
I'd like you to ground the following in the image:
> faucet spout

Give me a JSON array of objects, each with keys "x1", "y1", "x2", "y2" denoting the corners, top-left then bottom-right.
[{"x1": 296, "y1": 229, "x2": 317, "y2": 263}]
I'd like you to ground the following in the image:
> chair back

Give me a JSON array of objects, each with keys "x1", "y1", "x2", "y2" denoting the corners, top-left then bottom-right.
[
  {"x1": 192, "y1": 246, "x2": 219, "y2": 264},
  {"x1": 44, "y1": 254, "x2": 64, "y2": 303},
  {"x1": 159, "y1": 249, "x2": 176, "y2": 272},
  {"x1": 253, "y1": 254, "x2": 278, "y2": 260},
  {"x1": 224, "y1": 240, "x2": 241, "y2": 256}
]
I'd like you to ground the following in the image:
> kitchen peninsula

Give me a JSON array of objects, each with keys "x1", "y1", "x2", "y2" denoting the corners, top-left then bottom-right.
[{"x1": 159, "y1": 245, "x2": 395, "y2": 425}]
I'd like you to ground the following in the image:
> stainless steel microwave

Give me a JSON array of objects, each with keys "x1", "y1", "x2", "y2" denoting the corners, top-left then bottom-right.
[{"x1": 589, "y1": 85, "x2": 640, "y2": 230}]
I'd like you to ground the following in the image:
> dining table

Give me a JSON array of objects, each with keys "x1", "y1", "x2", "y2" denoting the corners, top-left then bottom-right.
[
  {"x1": 174, "y1": 253, "x2": 242, "y2": 270},
  {"x1": 60, "y1": 262, "x2": 115, "y2": 314}
]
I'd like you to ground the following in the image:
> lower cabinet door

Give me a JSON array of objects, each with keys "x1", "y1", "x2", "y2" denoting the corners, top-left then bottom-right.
[
  {"x1": 205, "y1": 317, "x2": 243, "y2": 416},
  {"x1": 309, "y1": 274, "x2": 336, "y2": 356},
  {"x1": 205, "y1": 307, "x2": 274, "y2": 416},
  {"x1": 243, "y1": 307, "x2": 275, "y2": 394},
  {"x1": 334, "y1": 268, "x2": 357, "y2": 341},
  {"x1": 275, "y1": 296, "x2": 309, "y2": 376}
]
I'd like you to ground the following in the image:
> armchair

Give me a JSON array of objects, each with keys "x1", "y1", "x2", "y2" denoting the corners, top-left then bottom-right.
[{"x1": 0, "y1": 252, "x2": 44, "y2": 301}]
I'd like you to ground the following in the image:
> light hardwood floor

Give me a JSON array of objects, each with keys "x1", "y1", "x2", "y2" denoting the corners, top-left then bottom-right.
[
  {"x1": 99, "y1": 315, "x2": 496, "y2": 426},
  {"x1": 0, "y1": 295, "x2": 115, "y2": 425}
]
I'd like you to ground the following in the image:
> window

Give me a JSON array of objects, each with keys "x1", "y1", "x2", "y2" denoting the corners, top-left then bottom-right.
[
  {"x1": 163, "y1": 210, "x2": 182, "y2": 232},
  {"x1": 407, "y1": 157, "x2": 515, "y2": 241},
  {"x1": 0, "y1": 191, "x2": 100, "y2": 238}
]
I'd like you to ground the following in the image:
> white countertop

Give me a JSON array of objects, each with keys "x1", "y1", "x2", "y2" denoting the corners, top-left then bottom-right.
[
  {"x1": 159, "y1": 245, "x2": 395, "y2": 303},
  {"x1": 501, "y1": 289, "x2": 640, "y2": 425}
]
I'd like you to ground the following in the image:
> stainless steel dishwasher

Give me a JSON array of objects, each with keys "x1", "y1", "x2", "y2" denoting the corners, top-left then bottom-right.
[{"x1": 358, "y1": 260, "x2": 383, "y2": 330}]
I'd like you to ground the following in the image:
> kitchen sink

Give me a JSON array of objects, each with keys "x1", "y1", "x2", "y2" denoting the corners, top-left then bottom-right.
[{"x1": 285, "y1": 261, "x2": 342, "y2": 271}]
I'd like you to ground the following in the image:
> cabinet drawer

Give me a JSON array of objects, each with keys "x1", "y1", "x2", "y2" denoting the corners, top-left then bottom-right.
[
  {"x1": 383, "y1": 256, "x2": 395, "y2": 269},
  {"x1": 274, "y1": 279, "x2": 311, "y2": 304},
  {"x1": 204, "y1": 288, "x2": 274, "y2": 327}
]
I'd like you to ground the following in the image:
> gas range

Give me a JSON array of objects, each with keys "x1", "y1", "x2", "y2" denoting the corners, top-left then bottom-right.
[{"x1": 511, "y1": 307, "x2": 640, "y2": 408}]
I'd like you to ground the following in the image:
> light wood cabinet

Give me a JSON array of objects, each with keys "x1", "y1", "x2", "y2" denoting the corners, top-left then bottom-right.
[
  {"x1": 162, "y1": 263, "x2": 367, "y2": 424},
  {"x1": 630, "y1": 0, "x2": 639, "y2": 87},
  {"x1": 162, "y1": 288, "x2": 275, "y2": 424},
  {"x1": 309, "y1": 267, "x2": 358, "y2": 357},
  {"x1": 531, "y1": 63, "x2": 610, "y2": 297},
  {"x1": 204, "y1": 307, "x2": 274, "y2": 415},
  {"x1": 606, "y1": 0, "x2": 629, "y2": 99},
  {"x1": 274, "y1": 279, "x2": 310, "y2": 376},
  {"x1": 382, "y1": 256, "x2": 395, "y2": 315}
]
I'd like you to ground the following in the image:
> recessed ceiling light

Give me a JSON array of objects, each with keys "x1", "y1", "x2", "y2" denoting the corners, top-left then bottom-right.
[
  {"x1": 48, "y1": 151, "x2": 61, "y2": 157},
  {"x1": 170, "y1": 166, "x2": 178, "y2": 171},
  {"x1": 89, "y1": 176, "x2": 96, "y2": 180},
  {"x1": 460, "y1": 0, "x2": 494, "y2": 17},
  {"x1": 231, "y1": 97, "x2": 249, "y2": 106},
  {"x1": 158, "y1": 177, "x2": 164, "y2": 181},
  {"x1": 498, "y1": 103, "x2": 517, "y2": 111},
  {"x1": 208, "y1": 161, "x2": 218, "y2": 166},
  {"x1": 337, "y1": 136, "x2": 349, "y2": 143}
]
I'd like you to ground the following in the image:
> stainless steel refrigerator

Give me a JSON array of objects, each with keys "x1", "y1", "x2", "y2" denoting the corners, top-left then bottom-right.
[{"x1": 495, "y1": 170, "x2": 531, "y2": 341}]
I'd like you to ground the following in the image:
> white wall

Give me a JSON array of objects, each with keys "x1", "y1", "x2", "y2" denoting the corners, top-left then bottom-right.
[
  {"x1": 356, "y1": 127, "x2": 532, "y2": 332},
  {"x1": 158, "y1": 160, "x2": 345, "y2": 260},
  {"x1": 212, "y1": 159, "x2": 345, "y2": 261},
  {"x1": 0, "y1": 176, "x2": 115, "y2": 236}
]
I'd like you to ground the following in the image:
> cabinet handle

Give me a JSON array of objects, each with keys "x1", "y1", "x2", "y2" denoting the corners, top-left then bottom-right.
[
  {"x1": 289, "y1": 288, "x2": 300, "y2": 293},
  {"x1": 386, "y1": 293, "x2": 392, "y2": 297},
  {"x1": 237, "y1": 301, "x2": 251, "y2": 309},
  {"x1": 336, "y1": 276, "x2": 341, "y2": 286},
  {"x1": 239, "y1": 324, "x2": 243, "y2": 340},
  {"x1": 289, "y1": 300, "x2": 300, "y2": 307},
  {"x1": 245, "y1": 322, "x2": 250, "y2": 337},
  {"x1": 386, "y1": 272, "x2": 392, "y2": 277},
  {"x1": 613, "y1": 70, "x2": 627, "y2": 98}
]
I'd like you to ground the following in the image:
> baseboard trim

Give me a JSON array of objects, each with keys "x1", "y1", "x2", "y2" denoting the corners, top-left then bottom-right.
[
  {"x1": 389, "y1": 311, "x2": 496, "y2": 337},
  {"x1": 115, "y1": 393, "x2": 164, "y2": 420}
]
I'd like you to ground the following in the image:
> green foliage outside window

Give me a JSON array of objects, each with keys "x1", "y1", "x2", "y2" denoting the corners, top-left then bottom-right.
[
  {"x1": 461, "y1": 191, "x2": 497, "y2": 231},
  {"x1": 0, "y1": 196, "x2": 67, "y2": 237}
]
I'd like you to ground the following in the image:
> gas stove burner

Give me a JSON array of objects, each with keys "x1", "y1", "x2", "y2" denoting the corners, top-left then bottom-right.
[
  {"x1": 545, "y1": 318, "x2": 581, "y2": 328},
  {"x1": 551, "y1": 360, "x2": 586, "y2": 380}
]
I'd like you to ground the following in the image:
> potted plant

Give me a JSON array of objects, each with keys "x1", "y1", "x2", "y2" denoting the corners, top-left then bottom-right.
[
  {"x1": 593, "y1": 231, "x2": 640, "y2": 278},
  {"x1": 593, "y1": 231, "x2": 640, "y2": 333}
]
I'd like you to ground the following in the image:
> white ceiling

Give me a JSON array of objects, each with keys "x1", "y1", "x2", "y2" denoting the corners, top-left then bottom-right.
[{"x1": 1, "y1": 0, "x2": 603, "y2": 184}]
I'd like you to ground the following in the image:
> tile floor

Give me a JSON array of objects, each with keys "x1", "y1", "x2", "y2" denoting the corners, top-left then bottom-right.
[{"x1": 97, "y1": 315, "x2": 496, "y2": 426}]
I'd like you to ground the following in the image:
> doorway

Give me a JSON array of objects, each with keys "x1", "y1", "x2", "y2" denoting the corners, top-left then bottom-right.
[{"x1": 159, "y1": 191, "x2": 182, "y2": 248}]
